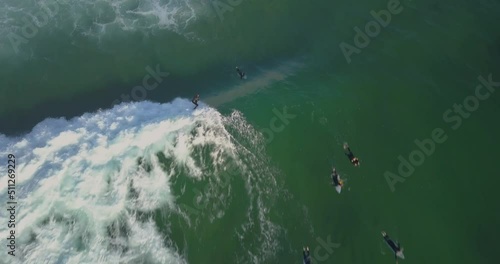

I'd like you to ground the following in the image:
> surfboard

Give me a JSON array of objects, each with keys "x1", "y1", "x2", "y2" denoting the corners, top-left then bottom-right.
[{"x1": 335, "y1": 185, "x2": 342, "y2": 193}]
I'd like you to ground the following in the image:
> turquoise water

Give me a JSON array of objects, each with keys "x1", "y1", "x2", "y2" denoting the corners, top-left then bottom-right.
[{"x1": 1, "y1": 0, "x2": 500, "y2": 263}]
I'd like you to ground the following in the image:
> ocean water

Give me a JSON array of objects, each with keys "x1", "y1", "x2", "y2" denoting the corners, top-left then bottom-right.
[{"x1": 1, "y1": 0, "x2": 500, "y2": 263}]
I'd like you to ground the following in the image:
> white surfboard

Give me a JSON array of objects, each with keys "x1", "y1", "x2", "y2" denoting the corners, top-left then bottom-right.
[
  {"x1": 335, "y1": 185, "x2": 342, "y2": 193},
  {"x1": 396, "y1": 250, "x2": 405, "y2": 259}
]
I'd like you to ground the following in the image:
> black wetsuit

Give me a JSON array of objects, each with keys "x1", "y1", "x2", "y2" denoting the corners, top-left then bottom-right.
[
  {"x1": 236, "y1": 68, "x2": 245, "y2": 79},
  {"x1": 345, "y1": 147, "x2": 355, "y2": 161},
  {"x1": 332, "y1": 171, "x2": 340, "y2": 186},
  {"x1": 303, "y1": 249, "x2": 311, "y2": 264},
  {"x1": 192, "y1": 96, "x2": 199, "y2": 109},
  {"x1": 345, "y1": 147, "x2": 359, "y2": 165},
  {"x1": 383, "y1": 234, "x2": 401, "y2": 259}
]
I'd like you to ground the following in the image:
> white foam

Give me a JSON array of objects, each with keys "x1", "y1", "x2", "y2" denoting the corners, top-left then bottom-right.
[
  {"x1": 222, "y1": 111, "x2": 285, "y2": 263},
  {"x1": 75, "y1": 0, "x2": 199, "y2": 38},
  {"x1": 0, "y1": 97, "x2": 287, "y2": 263},
  {"x1": 0, "y1": 0, "x2": 204, "y2": 58},
  {"x1": 0, "y1": 99, "x2": 245, "y2": 263}
]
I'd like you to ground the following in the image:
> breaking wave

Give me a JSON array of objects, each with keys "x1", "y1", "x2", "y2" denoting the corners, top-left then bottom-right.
[{"x1": 0, "y1": 98, "x2": 286, "y2": 263}]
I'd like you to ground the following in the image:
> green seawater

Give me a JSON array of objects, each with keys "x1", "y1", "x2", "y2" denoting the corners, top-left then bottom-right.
[{"x1": 1, "y1": 0, "x2": 499, "y2": 263}]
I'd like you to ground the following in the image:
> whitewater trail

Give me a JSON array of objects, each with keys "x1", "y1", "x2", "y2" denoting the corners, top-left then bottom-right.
[{"x1": 0, "y1": 98, "x2": 286, "y2": 264}]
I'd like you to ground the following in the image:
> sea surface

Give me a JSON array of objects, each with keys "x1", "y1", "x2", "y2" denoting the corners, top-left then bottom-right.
[{"x1": 1, "y1": 0, "x2": 499, "y2": 263}]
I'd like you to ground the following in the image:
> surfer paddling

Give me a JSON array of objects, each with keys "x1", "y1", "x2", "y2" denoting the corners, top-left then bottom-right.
[
  {"x1": 192, "y1": 94, "x2": 200, "y2": 109},
  {"x1": 381, "y1": 231, "x2": 405, "y2": 262},
  {"x1": 343, "y1": 143, "x2": 360, "y2": 166},
  {"x1": 302, "y1": 246, "x2": 311, "y2": 264},
  {"x1": 236, "y1": 66, "x2": 245, "y2": 79}
]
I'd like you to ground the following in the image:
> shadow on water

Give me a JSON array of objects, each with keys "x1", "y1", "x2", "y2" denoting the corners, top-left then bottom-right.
[
  {"x1": 0, "y1": 57, "x2": 304, "y2": 137},
  {"x1": 0, "y1": 63, "x2": 231, "y2": 137}
]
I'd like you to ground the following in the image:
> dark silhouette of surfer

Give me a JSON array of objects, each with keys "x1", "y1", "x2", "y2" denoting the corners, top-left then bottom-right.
[
  {"x1": 344, "y1": 143, "x2": 360, "y2": 166},
  {"x1": 381, "y1": 231, "x2": 404, "y2": 262},
  {"x1": 331, "y1": 167, "x2": 342, "y2": 187},
  {"x1": 236, "y1": 67, "x2": 245, "y2": 79},
  {"x1": 192, "y1": 94, "x2": 200, "y2": 109},
  {"x1": 302, "y1": 246, "x2": 311, "y2": 264}
]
